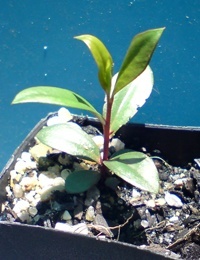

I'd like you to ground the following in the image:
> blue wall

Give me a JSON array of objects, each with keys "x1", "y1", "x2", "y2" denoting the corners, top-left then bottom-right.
[{"x1": 0, "y1": 0, "x2": 199, "y2": 170}]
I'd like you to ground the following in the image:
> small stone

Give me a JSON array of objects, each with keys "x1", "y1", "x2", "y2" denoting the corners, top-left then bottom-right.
[
  {"x1": 38, "y1": 172, "x2": 56, "y2": 188},
  {"x1": 72, "y1": 223, "x2": 88, "y2": 235},
  {"x1": 109, "y1": 138, "x2": 125, "y2": 152},
  {"x1": 62, "y1": 210, "x2": 72, "y2": 221},
  {"x1": 85, "y1": 206, "x2": 95, "y2": 221},
  {"x1": 20, "y1": 176, "x2": 38, "y2": 191},
  {"x1": 24, "y1": 190, "x2": 36, "y2": 203},
  {"x1": 145, "y1": 199, "x2": 156, "y2": 208},
  {"x1": 47, "y1": 108, "x2": 72, "y2": 126},
  {"x1": 17, "y1": 211, "x2": 31, "y2": 222},
  {"x1": 55, "y1": 222, "x2": 73, "y2": 232},
  {"x1": 155, "y1": 198, "x2": 166, "y2": 206},
  {"x1": 131, "y1": 189, "x2": 141, "y2": 198},
  {"x1": 61, "y1": 169, "x2": 71, "y2": 180},
  {"x1": 14, "y1": 160, "x2": 28, "y2": 174},
  {"x1": 40, "y1": 186, "x2": 54, "y2": 201},
  {"x1": 165, "y1": 192, "x2": 183, "y2": 208},
  {"x1": 55, "y1": 222, "x2": 88, "y2": 235},
  {"x1": 5, "y1": 185, "x2": 12, "y2": 197},
  {"x1": 28, "y1": 206, "x2": 38, "y2": 217},
  {"x1": 13, "y1": 184, "x2": 24, "y2": 198},
  {"x1": 29, "y1": 143, "x2": 52, "y2": 161},
  {"x1": 174, "y1": 179, "x2": 185, "y2": 188},
  {"x1": 58, "y1": 154, "x2": 72, "y2": 166},
  {"x1": 85, "y1": 186, "x2": 100, "y2": 206},
  {"x1": 53, "y1": 177, "x2": 65, "y2": 188},
  {"x1": 141, "y1": 220, "x2": 149, "y2": 228},
  {"x1": 169, "y1": 216, "x2": 179, "y2": 223},
  {"x1": 13, "y1": 200, "x2": 30, "y2": 214},
  {"x1": 58, "y1": 107, "x2": 73, "y2": 122},
  {"x1": 48, "y1": 164, "x2": 61, "y2": 175},
  {"x1": 21, "y1": 152, "x2": 32, "y2": 162},
  {"x1": 10, "y1": 170, "x2": 21, "y2": 187},
  {"x1": 92, "y1": 135, "x2": 104, "y2": 149}
]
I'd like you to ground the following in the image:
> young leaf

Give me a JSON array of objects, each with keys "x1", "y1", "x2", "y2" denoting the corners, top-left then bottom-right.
[
  {"x1": 104, "y1": 66, "x2": 154, "y2": 135},
  {"x1": 113, "y1": 27, "x2": 165, "y2": 95},
  {"x1": 12, "y1": 86, "x2": 104, "y2": 124},
  {"x1": 37, "y1": 122, "x2": 101, "y2": 163},
  {"x1": 75, "y1": 34, "x2": 113, "y2": 94},
  {"x1": 103, "y1": 150, "x2": 159, "y2": 193},
  {"x1": 65, "y1": 170, "x2": 101, "y2": 194}
]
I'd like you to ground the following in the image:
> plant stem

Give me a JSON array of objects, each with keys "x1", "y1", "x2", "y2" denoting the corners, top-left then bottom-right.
[{"x1": 102, "y1": 95, "x2": 113, "y2": 163}]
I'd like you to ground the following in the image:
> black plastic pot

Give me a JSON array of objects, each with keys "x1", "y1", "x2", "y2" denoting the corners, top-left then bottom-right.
[{"x1": 1, "y1": 112, "x2": 200, "y2": 260}]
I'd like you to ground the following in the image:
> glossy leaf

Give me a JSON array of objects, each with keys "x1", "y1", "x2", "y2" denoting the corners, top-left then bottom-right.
[
  {"x1": 12, "y1": 86, "x2": 104, "y2": 124},
  {"x1": 113, "y1": 27, "x2": 165, "y2": 95},
  {"x1": 103, "y1": 150, "x2": 159, "y2": 193},
  {"x1": 104, "y1": 66, "x2": 154, "y2": 135},
  {"x1": 65, "y1": 170, "x2": 101, "y2": 194},
  {"x1": 37, "y1": 122, "x2": 101, "y2": 163},
  {"x1": 75, "y1": 34, "x2": 113, "y2": 94}
]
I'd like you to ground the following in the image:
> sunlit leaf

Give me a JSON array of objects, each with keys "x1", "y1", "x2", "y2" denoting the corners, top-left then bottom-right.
[
  {"x1": 12, "y1": 86, "x2": 104, "y2": 124},
  {"x1": 37, "y1": 122, "x2": 101, "y2": 163},
  {"x1": 113, "y1": 27, "x2": 165, "y2": 95},
  {"x1": 65, "y1": 170, "x2": 101, "y2": 194},
  {"x1": 75, "y1": 34, "x2": 113, "y2": 94},
  {"x1": 104, "y1": 66, "x2": 154, "y2": 135},
  {"x1": 104, "y1": 150, "x2": 159, "y2": 193}
]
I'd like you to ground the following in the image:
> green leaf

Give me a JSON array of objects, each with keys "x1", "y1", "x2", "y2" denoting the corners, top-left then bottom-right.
[
  {"x1": 65, "y1": 170, "x2": 101, "y2": 194},
  {"x1": 75, "y1": 34, "x2": 113, "y2": 94},
  {"x1": 12, "y1": 86, "x2": 104, "y2": 124},
  {"x1": 105, "y1": 66, "x2": 154, "y2": 135},
  {"x1": 37, "y1": 122, "x2": 101, "y2": 163},
  {"x1": 113, "y1": 27, "x2": 165, "y2": 95},
  {"x1": 103, "y1": 150, "x2": 159, "y2": 193}
]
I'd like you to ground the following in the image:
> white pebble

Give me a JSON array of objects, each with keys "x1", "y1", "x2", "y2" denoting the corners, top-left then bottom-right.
[
  {"x1": 62, "y1": 210, "x2": 72, "y2": 221},
  {"x1": 85, "y1": 206, "x2": 95, "y2": 221},
  {"x1": 38, "y1": 172, "x2": 55, "y2": 188},
  {"x1": 21, "y1": 152, "x2": 32, "y2": 162},
  {"x1": 145, "y1": 199, "x2": 156, "y2": 208},
  {"x1": 92, "y1": 135, "x2": 104, "y2": 148},
  {"x1": 13, "y1": 184, "x2": 24, "y2": 198},
  {"x1": 28, "y1": 206, "x2": 38, "y2": 217},
  {"x1": 131, "y1": 189, "x2": 141, "y2": 198},
  {"x1": 155, "y1": 198, "x2": 166, "y2": 206},
  {"x1": 47, "y1": 108, "x2": 72, "y2": 126},
  {"x1": 55, "y1": 222, "x2": 73, "y2": 232},
  {"x1": 53, "y1": 177, "x2": 65, "y2": 188},
  {"x1": 165, "y1": 192, "x2": 183, "y2": 208},
  {"x1": 109, "y1": 138, "x2": 125, "y2": 152},
  {"x1": 17, "y1": 211, "x2": 31, "y2": 222},
  {"x1": 14, "y1": 160, "x2": 28, "y2": 174},
  {"x1": 10, "y1": 170, "x2": 21, "y2": 184},
  {"x1": 20, "y1": 176, "x2": 38, "y2": 191},
  {"x1": 169, "y1": 216, "x2": 179, "y2": 223},
  {"x1": 5, "y1": 185, "x2": 12, "y2": 197},
  {"x1": 55, "y1": 222, "x2": 89, "y2": 235},
  {"x1": 13, "y1": 200, "x2": 30, "y2": 214},
  {"x1": 58, "y1": 107, "x2": 73, "y2": 122},
  {"x1": 61, "y1": 169, "x2": 71, "y2": 180},
  {"x1": 141, "y1": 220, "x2": 149, "y2": 228},
  {"x1": 24, "y1": 190, "x2": 36, "y2": 203},
  {"x1": 72, "y1": 223, "x2": 88, "y2": 235}
]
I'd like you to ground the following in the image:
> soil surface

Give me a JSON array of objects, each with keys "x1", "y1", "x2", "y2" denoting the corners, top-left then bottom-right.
[{"x1": 1, "y1": 115, "x2": 200, "y2": 260}]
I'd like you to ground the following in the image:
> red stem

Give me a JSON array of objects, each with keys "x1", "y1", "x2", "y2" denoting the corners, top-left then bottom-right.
[{"x1": 101, "y1": 95, "x2": 113, "y2": 164}]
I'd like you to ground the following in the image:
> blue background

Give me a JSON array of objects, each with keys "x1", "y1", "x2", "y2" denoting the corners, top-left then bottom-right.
[{"x1": 0, "y1": 0, "x2": 199, "y2": 170}]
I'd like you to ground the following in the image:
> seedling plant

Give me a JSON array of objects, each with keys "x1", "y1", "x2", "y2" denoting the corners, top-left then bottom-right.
[{"x1": 12, "y1": 28, "x2": 165, "y2": 194}]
